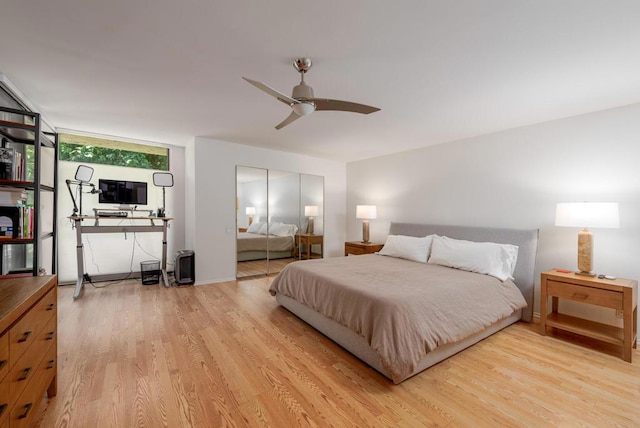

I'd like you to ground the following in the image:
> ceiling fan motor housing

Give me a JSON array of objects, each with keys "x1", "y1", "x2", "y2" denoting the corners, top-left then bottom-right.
[{"x1": 292, "y1": 81, "x2": 314, "y2": 100}]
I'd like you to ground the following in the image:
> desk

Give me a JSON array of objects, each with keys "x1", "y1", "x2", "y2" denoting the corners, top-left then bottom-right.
[{"x1": 69, "y1": 216, "x2": 172, "y2": 299}]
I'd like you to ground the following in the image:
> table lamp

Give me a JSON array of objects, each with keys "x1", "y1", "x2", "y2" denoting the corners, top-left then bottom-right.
[
  {"x1": 304, "y1": 205, "x2": 319, "y2": 234},
  {"x1": 555, "y1": 202, "x2": 619, "y2": 276},
  {"x1": 356, "y1": 205, "x2": 377, "y2": 244},
  {"x1": 245, "y1": 206, "x2": 256, "y2": 225}
]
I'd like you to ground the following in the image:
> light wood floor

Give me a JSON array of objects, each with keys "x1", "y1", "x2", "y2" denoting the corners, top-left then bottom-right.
[
  {"x1": 237, "y1": 258, "x2": 296, "y2": 277},
  {"x1": 35, "y1": 277, "x2": 640, "y2": 427}
]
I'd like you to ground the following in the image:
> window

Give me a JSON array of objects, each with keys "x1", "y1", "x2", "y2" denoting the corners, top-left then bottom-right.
[{"x1": 59, "y1": 133, "x2": 169, "y2": 170}]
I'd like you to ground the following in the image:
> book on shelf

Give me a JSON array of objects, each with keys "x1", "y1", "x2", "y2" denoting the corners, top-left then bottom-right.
[
  {"x1": 19, "y1": 205, "x2": 34, "y2": 239},
  {"x1": 13, "y1": 151, "x2": 23, "y2": 181}
]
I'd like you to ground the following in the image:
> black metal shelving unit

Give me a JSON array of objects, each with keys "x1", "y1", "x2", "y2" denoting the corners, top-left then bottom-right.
[{"x1": 0, "y1": 105, "x2": 58, "y2": 277}]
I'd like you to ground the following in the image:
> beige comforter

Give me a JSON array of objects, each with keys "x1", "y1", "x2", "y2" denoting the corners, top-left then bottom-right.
[
  {"x1": 269, "y1": 254, "x2": 527, "y2": 383},
  {"x1": 237, "y1": 232, "x2": 294, "y2": 252}
]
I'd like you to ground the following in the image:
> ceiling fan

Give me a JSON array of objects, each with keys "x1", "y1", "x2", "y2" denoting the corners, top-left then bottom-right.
[{"x1": 243, "y1": 58, "x2": 380, "y2": 130}]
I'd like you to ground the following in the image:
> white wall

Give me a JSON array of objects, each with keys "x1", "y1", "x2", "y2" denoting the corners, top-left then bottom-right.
[
  {"x1": 191, "y1": 138, "x2": 346, "y2": 284},
  {"x1": 57, "y1": 146, "x2": 186, "y2": 283},
  {"x1": 347, "y1": 102, "x2": 640, "y2": 327}
]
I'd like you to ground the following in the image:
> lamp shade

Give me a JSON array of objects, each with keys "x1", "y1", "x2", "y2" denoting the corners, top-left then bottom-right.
[
  {"x1": 555, "y1": 202, "x2": 619, "y2": 229},
  {"x1": 245, "y1": 206, "x2": 256, "y2": 216},
  {"x1": 304, "y1": 205, "x2": 319, "y2": 217},
  {"x1": 356, "y1": 205, "x2": 377, "y2": 220}
]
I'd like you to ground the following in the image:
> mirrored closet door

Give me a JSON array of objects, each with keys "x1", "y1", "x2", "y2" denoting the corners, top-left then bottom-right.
[
  {"x1": 236, "y1": 166, "x2": 324, "y2": 278},
  {"x1": 236, "y1": 166, "x2": 268, "y2": 278}
]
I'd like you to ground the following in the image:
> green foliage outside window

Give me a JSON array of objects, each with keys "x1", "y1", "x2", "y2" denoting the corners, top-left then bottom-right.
[{"x1": 58, "y1": 134, "x2": 168, "y2": 170}]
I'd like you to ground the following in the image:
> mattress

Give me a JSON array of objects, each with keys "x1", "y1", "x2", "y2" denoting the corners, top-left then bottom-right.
[{"x1": 269, "y1": 255, "x2": 527, "y2": 383}]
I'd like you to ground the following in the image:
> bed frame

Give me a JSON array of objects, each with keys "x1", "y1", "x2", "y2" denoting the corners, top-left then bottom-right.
[{"x1": 274, "y1": 223, "x2": 539, "y2": 383}]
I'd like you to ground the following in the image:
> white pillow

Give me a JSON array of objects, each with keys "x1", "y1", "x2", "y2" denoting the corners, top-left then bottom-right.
[
  {"x1": 258, "y1": 222, "x2": 270, "y2": 235},
  {"x1": 247, "y1": 221, "x2": 263, "y2": 233},
  {"x1": 427, "y1": 235, "x2": 519, "y2": 281},
  {"x1": 270, "y1": 223, "x2": 298, "y2": 237},
  {"x1": 377, "y1": 234, "x2": 434, "y2": 263}
]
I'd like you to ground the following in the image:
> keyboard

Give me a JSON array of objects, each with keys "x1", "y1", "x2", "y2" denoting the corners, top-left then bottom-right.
[{"x1": 96, "y1": 211, "x2": 128, "y2": 218}]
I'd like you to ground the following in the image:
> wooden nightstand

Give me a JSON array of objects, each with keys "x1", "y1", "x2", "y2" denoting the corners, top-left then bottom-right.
[
  {"x1": 344, "y1": 241, "x2": 384, "y2": 256},
  {"x1": 540, "y1": 269, "x2": 638, "y2": 362},
  {"x1": 295, "y1": 234, "x2": 323, "y2": 259}
]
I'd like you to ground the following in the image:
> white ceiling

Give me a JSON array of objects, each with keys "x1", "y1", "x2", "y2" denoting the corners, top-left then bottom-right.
[{"x1": 1, "y1": 1, "x2": 639, "y2": 162}]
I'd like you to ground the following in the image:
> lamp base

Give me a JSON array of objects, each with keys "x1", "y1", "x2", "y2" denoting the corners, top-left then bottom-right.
[
  {"x1": 577, "y1": 228, "x2": 593, "y2": 274},
  {"x1": 575, "y1": 271, "x2": 596, "y2": 277},
  {"x1": 361, "y1": 220, "x2": 370, "y2": 244}
]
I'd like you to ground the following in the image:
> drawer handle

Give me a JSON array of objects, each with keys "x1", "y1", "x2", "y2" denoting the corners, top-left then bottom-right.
[
  {"x1": 46, "y1": 303, "x2": 55, "y2": 311},
  {"x1": 18, "y1": 367, "x2": 32, "y2": 381},
  {"x1": 45, "y1": 331, "x2": 56, "y2": 340},
  {"x1": 573, "y1": 292, "x2": 589, "y2": 299},
  {"x1": 0, "y1": 359, "x2": 6, "y2": 370},
  {"x1": 0, "y1": 403, "x2": 6, "y2": 417},
  {"x1": 18, "y1": 331, "x2": 32, "y2": 343},
  {"x1": 18, "y1": 403, "x2": 32, "y2": 420},
  {"x1": 46, "y1": 359, "x2": 56, "y2": 369}
]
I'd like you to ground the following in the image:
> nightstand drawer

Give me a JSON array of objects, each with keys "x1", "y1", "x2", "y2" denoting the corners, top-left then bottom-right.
[
  {"x1": 547, "y1": 280, "x2": 622, "y2": 309},
  {"x1": 345, "y1": 245, "x2": 367, "y2": 255},
  {"x1": 344, "y1": 242, "x2": 384, "y2": 256}
]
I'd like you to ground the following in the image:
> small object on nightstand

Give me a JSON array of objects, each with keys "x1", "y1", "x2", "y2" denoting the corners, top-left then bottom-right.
[
  {"x1": 605, "y1": 275, "x2": 616, "y2": 280},
  {"x1": 555, "y1": 269, "x2": 572, "y2": 273}
]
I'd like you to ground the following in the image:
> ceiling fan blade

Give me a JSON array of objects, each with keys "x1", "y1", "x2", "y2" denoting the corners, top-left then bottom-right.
[
  {"x1": 275, "y1": 111, "x2": 301, "y2": 130},
  {"x1": 311, "y1": 98, "x2": 380, "y2": 114},
  {"x1": 242, "y1": 77, "x2": 297, "y2": 105}
]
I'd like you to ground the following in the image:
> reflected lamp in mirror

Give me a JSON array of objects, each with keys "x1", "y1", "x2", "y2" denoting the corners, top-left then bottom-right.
[
  {"x1": 356, "y1": 205, "x2": 377, "y2": 244},
  {"x1": 304, "y1": 205, "x2": 319, "y2": 234},
  {"x1": 245, "y1": 206, "x2": 256, "y2": 225},
  {"x1": 555, "y1": 202, "x2": 619, "y2": 276},
  {"x1": 153, "y1": 172, "x2": 174, "y2": 217}
]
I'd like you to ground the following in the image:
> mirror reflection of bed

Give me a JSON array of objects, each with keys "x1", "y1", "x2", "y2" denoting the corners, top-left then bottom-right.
[{"x1": 236, "y1": 166, "x2": 324, "y2": 278}]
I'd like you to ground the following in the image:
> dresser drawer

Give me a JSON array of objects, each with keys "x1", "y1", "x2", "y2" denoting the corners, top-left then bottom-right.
[
  {"x1": 8, "y1": 314, "x2": 56, "y2": 404},
  {"x1": 345, "y1": 245, "x2": 367, "y2": 255},
  {"x1": 0, "y1": 380, "x2": 9, "y2": 427},
  {"x1": 9, "y1": 287, "x2": 56, "y2": 368},
  {"x1": 0, "y1": 333, "x2": 8, "y2": 382},
  {"x1": 547, "y1": 280, "x2": 623, "y2": 309},
  {"x1": 10, "y1": 342, "x2": 56, "y2": 428}
]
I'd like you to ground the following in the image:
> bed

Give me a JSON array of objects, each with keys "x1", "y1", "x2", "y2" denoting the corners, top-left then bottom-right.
[
  {"x1": 237, "y1": 220, "x2": 299, "y2": 261},
  {"x1": 269, "y1": 223, "x2": 538, "y2": 383}
]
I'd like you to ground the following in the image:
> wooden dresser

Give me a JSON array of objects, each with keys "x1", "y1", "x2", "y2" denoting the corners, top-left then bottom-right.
[{"x1": 0, "y1": 275, "x2": 57, "y2": 427}]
